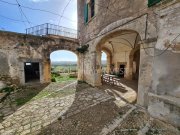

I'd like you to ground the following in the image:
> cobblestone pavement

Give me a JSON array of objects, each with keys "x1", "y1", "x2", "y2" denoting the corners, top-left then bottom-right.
[
  {"x1": 0, "y1": 81, "x2": 112, "y2": 135},
  {"x1": 107, "y1": 108, "x2": 180, "y2": 135},
  {"x1": 99, "y1": 79, "x2": 138, "y2": 105},
  {"x1": 0, "y1": 81, "x2": 179, "y2": 135}
]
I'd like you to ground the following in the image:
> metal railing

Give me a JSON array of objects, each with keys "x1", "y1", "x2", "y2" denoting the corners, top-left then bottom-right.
[{"x1": 26, "y1": 23, "x2": 77, "y2": 39}]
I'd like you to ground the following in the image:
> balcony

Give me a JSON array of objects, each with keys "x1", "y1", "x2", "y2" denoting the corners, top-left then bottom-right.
[{"x1": 26, "y1": 23, "x2": 77, "y2": 39}]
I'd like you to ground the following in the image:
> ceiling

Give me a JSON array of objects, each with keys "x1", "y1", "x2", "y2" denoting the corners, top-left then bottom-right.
[{"x1": 101, "y1": 32, "x2": 138, "y2": 54}]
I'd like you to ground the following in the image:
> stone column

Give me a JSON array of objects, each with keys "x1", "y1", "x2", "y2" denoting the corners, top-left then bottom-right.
[
  {"x1": 128, "y1": 53, "x2": 133, "y2": 80},
  {"x1": 137, "y1": 41, "x2": 155, "y2": 107},
  {"x1": 92, "y1": 51, "x2": 102, "y2": 86},
  {"x1": 106, "y1": 54, "x2": 111, "y2": 74},
  {"x1": 77, "y1": 53, "x2": 84, "y2": 81}
]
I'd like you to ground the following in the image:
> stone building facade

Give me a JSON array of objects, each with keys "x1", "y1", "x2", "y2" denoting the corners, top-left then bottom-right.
[
  {"x1": 77, "y1": 0, "x2": 180, "y2": 127},
  {"x1": 0, "y1": 0, "x2": 179, "y2": 129},
  {"x1": 0, "y1": 31, "x2": 79, "y2": 84}
]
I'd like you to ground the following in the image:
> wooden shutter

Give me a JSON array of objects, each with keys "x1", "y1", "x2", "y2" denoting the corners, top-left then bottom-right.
[
  {"x1": 148, "y1": 0, "x2": 161, "y2": 7},
  {"x1": 84, "y1": 3, "x2": 88, "y2": 23}
]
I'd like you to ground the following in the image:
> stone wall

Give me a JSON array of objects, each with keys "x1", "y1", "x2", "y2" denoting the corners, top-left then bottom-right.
[
  {"x1": 78, "y1": 0, "x2": 180, "y2": 127},
  {"x1": 148, "y1": 2, "x2": 180, "y2": 127},
  {"x1": 78, "y1": 0, "x2": 151, "y2": 44},
  {"x1": 0, "y1": 31, "x2": 79, "y2": 85}
]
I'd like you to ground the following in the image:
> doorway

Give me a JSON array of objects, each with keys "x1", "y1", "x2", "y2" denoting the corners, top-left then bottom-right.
[
  {"x1": 24, "y1": 62, "x2": 40, "y2": 83},
  {"x1": 119, "y1": 64, "x2": 125, "y2": 78}
]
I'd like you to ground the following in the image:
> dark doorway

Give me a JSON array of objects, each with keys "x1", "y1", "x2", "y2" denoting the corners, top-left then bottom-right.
[
  {"x1": 24, "y1": 62, "x2": 40, "y2": 83},
  {"x1": 119, "y1": 64, "x2": 125, "y2": 78}
]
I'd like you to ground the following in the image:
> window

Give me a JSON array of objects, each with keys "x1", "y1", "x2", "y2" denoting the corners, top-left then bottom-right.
[
  {"x1": 148, "y1": 0, "x2": 161, "y2": 7},
  {"x1": 84, "y1": 3, "x2": 88, "y2": 23},
  {"x1": 90, "y1": 0, "x2": 95, "y2": 18},
  {"x1": 84, "y1": 0, "x2": 95, "y2": 24}
]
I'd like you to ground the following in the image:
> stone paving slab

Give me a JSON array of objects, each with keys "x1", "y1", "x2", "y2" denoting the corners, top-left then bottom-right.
[{"x1": 0, "y1": 81, "x2": 113, "y2": 135}]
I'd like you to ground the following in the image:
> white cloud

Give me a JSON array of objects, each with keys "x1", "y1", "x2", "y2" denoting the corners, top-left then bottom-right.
[
  {"x1": 29, "y1": 0, "x2": 49, "y2": 3},
  {"x1": 70, "y1": 11, "x2": 77, "y2": 30}
]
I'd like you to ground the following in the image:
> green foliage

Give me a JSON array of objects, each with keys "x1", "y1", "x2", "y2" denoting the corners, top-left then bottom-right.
[
  {"x1": 76, "y1": 44, "x2": 89, "y2": 53},
  {"x1": 55, "y1": 76, "x2": 76, "y2": 82},
  {"x1": 51, "y1": 78, "x2": 56, "y2": 82},
  {"x1": 51, "y1": 73, "x2": 57, "y2": 82},
  {"x1": 0, "y1": 87, "x2": 14, "y2": 93},
  {"x1": 148, "y1": 0, "x2": 161, "y2": 7},
  {"x1": 15, "y1": 92, "x2": 37, "y2": 106},
  {"x1": 51, "y1": 73, "x2": 76, "y2": 83},
  {"x1": 52, "y1": 65, "x2": 77, "y2": 73}
]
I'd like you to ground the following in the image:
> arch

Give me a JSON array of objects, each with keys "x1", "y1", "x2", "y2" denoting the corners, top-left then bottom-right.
[
  {"x1": 46, "y1": 50, "x2": 79, "y2": 83},
  {"x1": 41, "y1": 37, "x2": 80, "y2": 83},
  {"x1": 95, "y1": 30, "x2": 140, "y2": 51},
  {"x1": 50, "y1": 50, "x2": 78, "y2": 59},
  {"x1": 46, "y1": 45, "x2": 78, "y2": 59},
  {"x1": 93, "y1": 25, "x2": 143, "y2": 87},
  {"x1": 93, "y1": 14, "x2": 157, "y2": 50},
  {"x1": 43, "y1": 37, "x2": 79, "y2": 60}
]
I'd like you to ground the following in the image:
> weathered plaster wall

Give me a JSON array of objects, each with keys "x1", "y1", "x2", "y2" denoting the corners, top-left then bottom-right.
[
  {"x1": 78, "y1": 14, "x2": 152, "y2": 86},
  {"x1": 137, "y1": 41, "x2": 155, "y2": 107},
  {"x1": 0, "y1": 31, "x2": 79, "y2": 84},
  {"x1": 0, "y1": 51, "x2": 9, "y2": 75},
  {"x1": 78, "y1": 0, "x2": 150, "y2": 44},
  {"x1": 77, "y1": 0, "x2": 155, "y2": 87},
  {"x1": 148, "y1": 2, "x2": 180, "y2": 127},
  {"x1": 78, "y1": 0, "x2": 180, "y2": 127}
]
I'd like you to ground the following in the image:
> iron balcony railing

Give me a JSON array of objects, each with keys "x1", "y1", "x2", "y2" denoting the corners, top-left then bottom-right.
[{"x1": 26, "y1": 23, "x2": 77, "y2": 39}]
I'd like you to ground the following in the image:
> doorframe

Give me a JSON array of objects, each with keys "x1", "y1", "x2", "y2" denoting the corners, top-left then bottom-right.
[
  {"x1": 19, "y1": 59, "x2": 43, "y2": 85},
  {"x1": 24, "y1": 62, "x2": 40, "y2": 83},
  {"x1": 117, "y1": 62, "x2": 127, "y2": 78}
]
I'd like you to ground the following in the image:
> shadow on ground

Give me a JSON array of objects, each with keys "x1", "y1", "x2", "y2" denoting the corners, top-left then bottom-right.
[
  {"x1": 0, "y1": 83, "x2": 49, "y2": 122},
  {"x1": 0, "y1": 80, "x2": 179, "y2": 135},
  {"x1": 37, "y1": 82, "x2": 131, "y2": 135},
  {"x1": 99, "y1": 79, "x2": 138, "y2": 104}
]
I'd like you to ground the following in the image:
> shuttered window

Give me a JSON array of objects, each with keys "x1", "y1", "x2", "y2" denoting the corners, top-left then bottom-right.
[
  {"x1": 91, "y1": 0, "x2": 95, "y2": 18},
  {"x1": 84, "y1": 3, "x2": 89, "y2": 23},
  {"x1": 148, "y1": 0, "x2": 161, "y2": 7}
]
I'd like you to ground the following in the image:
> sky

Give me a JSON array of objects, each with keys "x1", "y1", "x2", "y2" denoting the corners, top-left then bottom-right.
[
  {"x1": 0, "y1": 0, "x2": 106, "y2": 62},
  {"x1": 50, "y1": 51, "x2": 107, "y2": 62},
  {"x1": 0, "y1": 0, "x2": 77, "y2": 32}
]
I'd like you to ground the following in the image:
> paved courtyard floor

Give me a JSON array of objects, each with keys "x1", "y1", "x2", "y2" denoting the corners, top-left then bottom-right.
[{"x1": 0, "y1": 81, "x2": 179, "y2": 135}]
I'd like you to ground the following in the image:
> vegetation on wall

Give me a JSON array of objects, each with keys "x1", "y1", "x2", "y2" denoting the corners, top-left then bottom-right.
[
  {"x1": 148, "y1": 0, "x2": 161, "y2": 7},
  {"x1": 76, "y1": 44, "x2": 89, "y2": 53}
]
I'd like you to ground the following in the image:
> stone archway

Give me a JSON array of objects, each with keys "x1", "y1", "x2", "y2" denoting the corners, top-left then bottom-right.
[
  {"x1": 95, "y1": 30, "x2": 142, "y2": 86},
  {"x1": 90, "y1": 28, "x2": 144, "y2": 106},
  {"x1": 43, "y1": 47, "x2": 80, "y2": 83},
  {"x1": 41, "y1": 38, "x2": 80, "y2": 83}
]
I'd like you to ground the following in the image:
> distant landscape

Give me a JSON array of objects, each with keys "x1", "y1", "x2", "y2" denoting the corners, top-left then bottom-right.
[
  {"x1": 51, "y1": 61, "x2": 77, "y2": 66},
  {"x1": 51, "y1": 60, "x2": 107, "y2": 79},
  {"x1": 51, "y1": 60, "x2": 107, "y2": 66}
]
